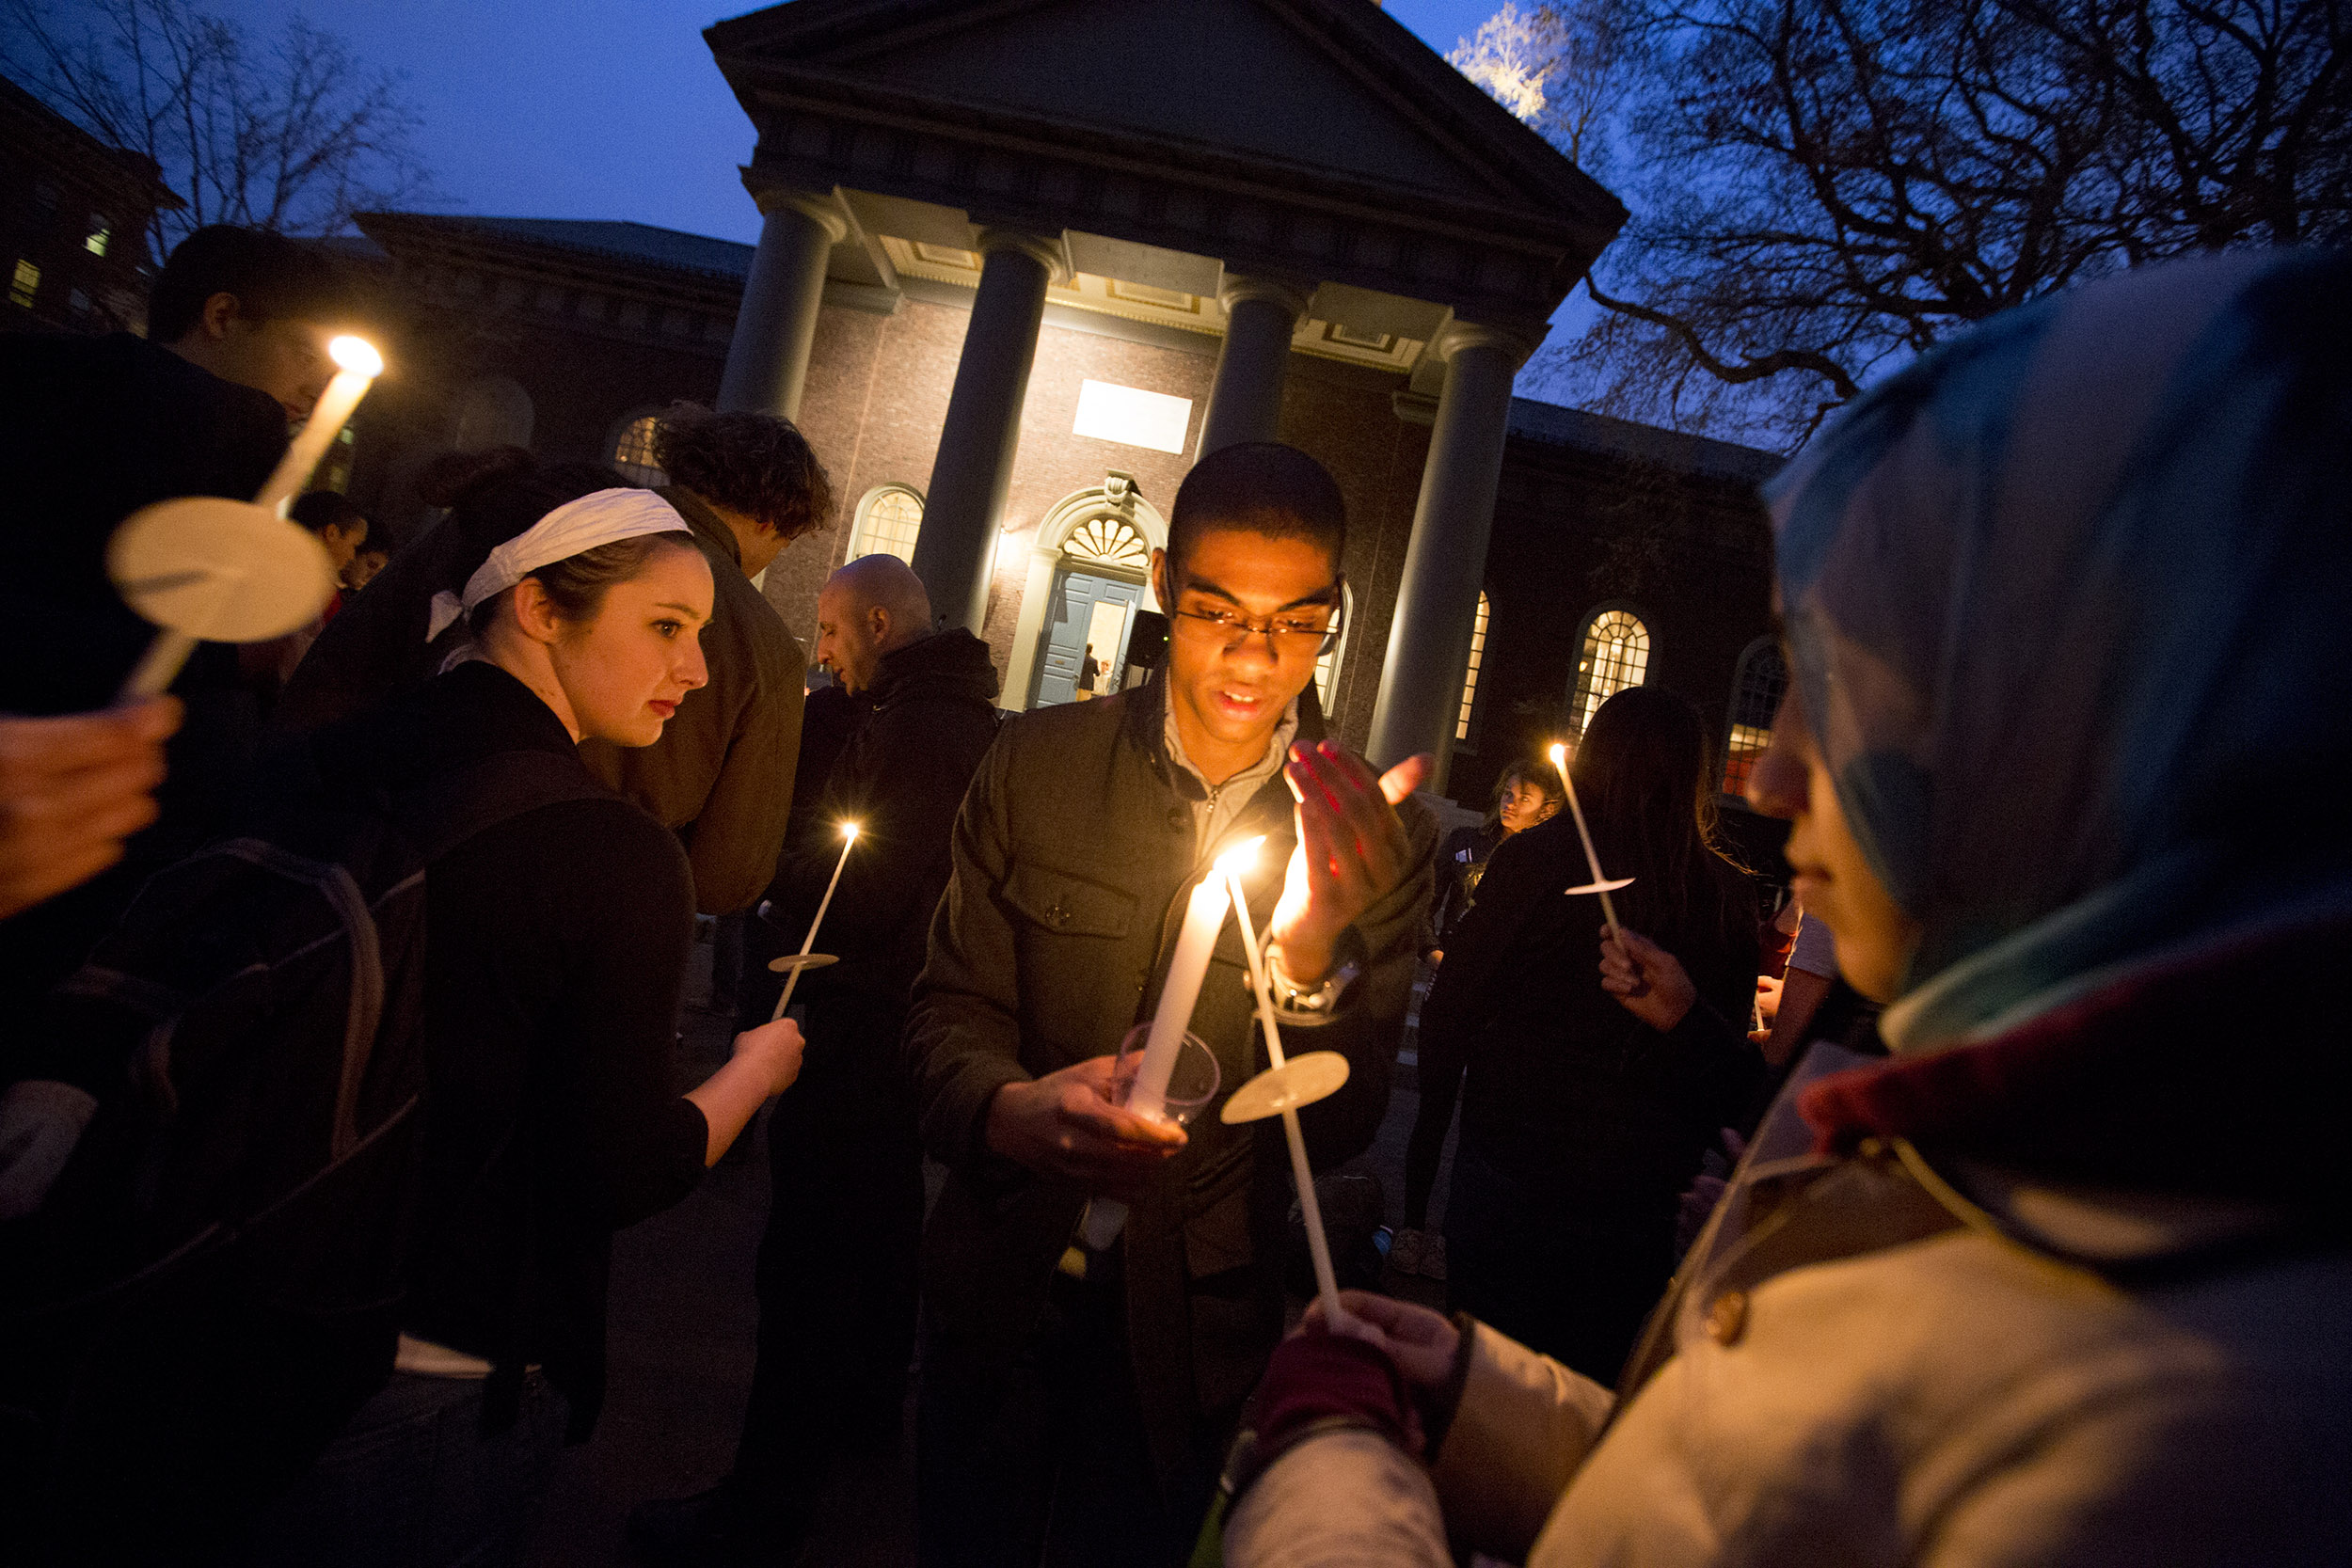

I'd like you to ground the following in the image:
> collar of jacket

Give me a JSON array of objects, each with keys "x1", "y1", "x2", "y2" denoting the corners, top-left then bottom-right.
[
  {"x1": 1801, "y1": 909, "x2": 2352, "y2": 1236},
  {"x1": 1121, "y1": 667, "x2": 1330, "y2": 801},
  {"x1": 869, "y1": 627, "x2": 1003, "y2": 711},
  {"x1": 656, "y1": 485, "x2": 742, "y2": 572}
]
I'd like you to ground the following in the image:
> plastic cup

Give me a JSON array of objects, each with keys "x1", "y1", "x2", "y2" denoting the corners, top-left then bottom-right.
[{"x1": 1107, "y1": 1023, "x2": 1220, "y2": 1128}]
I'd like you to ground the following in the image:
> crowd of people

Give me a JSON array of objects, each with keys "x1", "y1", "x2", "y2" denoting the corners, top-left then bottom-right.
[{"x1": 0, "y1": 220, "x2": 2344, "y2": 1568}]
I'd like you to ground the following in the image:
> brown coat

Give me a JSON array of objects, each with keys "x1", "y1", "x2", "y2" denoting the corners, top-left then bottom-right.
[
  {"x1": 580, "y1": 487, "x2": 803, "y2": 915},
  {"x1": 903, "y1": 676, "x2": 1435, "y2": 1482}
]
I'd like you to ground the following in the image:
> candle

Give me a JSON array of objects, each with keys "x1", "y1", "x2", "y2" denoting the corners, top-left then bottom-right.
[
  {"x1": 1549, "y1": 740, "x2": 1624, "y2": 943},
  {"x1": 1126, "y1": 867, "x2": 1232, "y2": 1119},
  {"x1": 771, "y1": 822, "x2": 859, "y2": 1022},
  {"x1": 1078, "y1": 848, "x2": 1241, "y2": 1248},
  {"x1": 1222, "y1": 846, "x2": 1347, "y2": 1327},
  {"x1": 255, "y1": 335, "x2": 382, "y2": 517}
]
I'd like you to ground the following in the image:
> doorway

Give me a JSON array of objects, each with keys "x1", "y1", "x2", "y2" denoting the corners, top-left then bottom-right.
[{"x1": 1032, "y1": 570, "x2": 1144, "y2": 706}]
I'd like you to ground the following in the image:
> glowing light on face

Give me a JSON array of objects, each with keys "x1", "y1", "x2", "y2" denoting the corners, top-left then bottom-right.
[{"x1": 328, "y1": 336, "x2": 383, "y2": 377}]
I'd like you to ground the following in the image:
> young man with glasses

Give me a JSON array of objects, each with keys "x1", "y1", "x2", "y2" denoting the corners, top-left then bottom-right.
[{"x1": 900, "y1": 442, "x2": 1436, "y2": 1567}]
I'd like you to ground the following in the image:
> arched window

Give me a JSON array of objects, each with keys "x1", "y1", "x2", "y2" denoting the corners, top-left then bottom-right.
[
  {"x1": 1061, "y1": 515, "x2": 1151, "y2": 572},
  {"x1": 1569, "y1": 607, "x2": 1650, "y2": 735},
  {"x1": 612, "y1": 414, "x2": 663, "y2": 487},
  {"x1": 1721, "y1": 637, "x2": 1788, "y2": 798},
  {"x1": 1456, "y1": 591, "x2": 1491, "y2": 744},
  {"x1": 850, "y1": 484, "x2": 925, "y2": 564}
]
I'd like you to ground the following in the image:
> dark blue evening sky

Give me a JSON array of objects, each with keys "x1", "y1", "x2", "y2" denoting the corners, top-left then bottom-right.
[{"x1": 216, "y1": 1, "x2": 1507, "y2": 244}]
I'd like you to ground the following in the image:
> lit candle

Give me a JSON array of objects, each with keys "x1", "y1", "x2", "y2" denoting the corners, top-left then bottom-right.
[
  {"x1": 1221, "y1": 842, "x2": 1347, "y2": 1326},
  {"x1": 771, "y1": 822, "x2": 860, "y2": 1022},
  {"x1": 1078, "y1": 850, "x2": 1239, "y2": 1248},
  {"x1": 254, "y1": 335, "x2": 382, "y2": 517},
  {"x1": 1549, "y1": 740, "x2": 1625, "y2": 943}
]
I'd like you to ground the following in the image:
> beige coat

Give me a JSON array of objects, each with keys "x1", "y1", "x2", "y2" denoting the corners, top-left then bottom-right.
[{"x1": 1228, "y1": 1047, "x2": 2352, "y2": 1567}]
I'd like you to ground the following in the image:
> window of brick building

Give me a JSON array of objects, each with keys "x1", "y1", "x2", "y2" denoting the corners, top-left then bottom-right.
[
  {"x1": 1721, "y1": 637, "x2": 1788, "y2": 799},
  {"x1": 1569, "y1": 607, "x2": 1650, "y2": 735},
  {"x1": 612, "y1": 415, "x2": 664, "y2": 487},
  {"x1": 9, "y1": 260, "x2": 40, "y2": 308},
  {"x1": 1456, "y1": 591, "x2": 1491, "y2": 745},
  {"x1": 85, "y1": 226, "x2": 110, "y2": 257},
  {"x1": 850, "y1": 485, "x2": 925, "y2": 564}
]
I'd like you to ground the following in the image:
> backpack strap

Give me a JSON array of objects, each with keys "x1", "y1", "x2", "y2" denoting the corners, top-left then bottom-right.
[{"x1": 385, "y1": 749, "x2": 618, "y2": 864}]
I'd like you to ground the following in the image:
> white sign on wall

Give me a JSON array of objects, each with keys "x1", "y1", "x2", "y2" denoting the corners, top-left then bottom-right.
[{"x1": 1073, "y1": 379, "x2": 1193, "y2": 454}]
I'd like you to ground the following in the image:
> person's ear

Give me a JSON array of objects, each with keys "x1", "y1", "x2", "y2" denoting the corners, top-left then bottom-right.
[
  {"x1": 510, "y1": 577, "x2": 566, "y2": 647},
  {"x1": 866, "y1": 602, "x2": 890, "y2": 645},
  {"x1": 197, "y1": 291, "x2": 243, "y2": 341},
  {"x1": 1149, "y1": 546, "x2": 1169, "y2": 610}
]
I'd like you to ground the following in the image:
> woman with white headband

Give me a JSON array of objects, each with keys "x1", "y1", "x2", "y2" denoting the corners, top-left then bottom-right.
[{"x1": 242, "y1": 486, "x2": 805, "y2": 1564}]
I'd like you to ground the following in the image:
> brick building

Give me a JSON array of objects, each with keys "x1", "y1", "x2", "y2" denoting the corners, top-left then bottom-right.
[
  {"x1": 331, "y1": 0, "x2": 1788, "y2": 836},
  {"x1": 0, "y1": 74, "x2": 178, "y2": 337}
]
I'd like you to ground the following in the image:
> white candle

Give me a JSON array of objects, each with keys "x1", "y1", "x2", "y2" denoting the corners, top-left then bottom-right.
[
  {"x1": 1224, "y1": 858, "x2": 1346, "y2": 1327},
  {"x1": 254, "y1": 336, "x2": 381, "y2": 517},
  {"x1": 1126, "y1": 871, "x2": 1231, "y2": 1119},
  {"x1": 1550, "y1": 740, "x2": 1623, "y2": 942},
  {"x1": 771, "y1": 823, "x2": 859, "y2": 1022}
]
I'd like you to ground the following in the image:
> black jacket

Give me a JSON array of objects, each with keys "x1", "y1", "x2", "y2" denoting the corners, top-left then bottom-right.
[
  {"x1": 1419, "y1": 813, "x2": 1761, "y2": 1238},
  {"x1": 0, "y1": 333, "x2": 289, "y2": 1049},
  {"x1": 311, "y1": 662, "x2": 707, "y2": 1430},
  {"x1": 902, "y1": 676, "x2": 1435, "y2": 1481},
  {"x1": 770, "y1": 629, "x2": 1000, "y2": 1035}
]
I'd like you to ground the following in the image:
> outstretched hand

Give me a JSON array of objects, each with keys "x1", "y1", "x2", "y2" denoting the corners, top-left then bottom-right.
[{"x1": 1269, "y1": 741, "x2": 1429, "y2": 984}]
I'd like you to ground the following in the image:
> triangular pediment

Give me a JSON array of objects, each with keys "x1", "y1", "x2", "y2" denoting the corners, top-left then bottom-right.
[{"x1": 708, "y1": 0, "x2": 1613, "y2": 220}]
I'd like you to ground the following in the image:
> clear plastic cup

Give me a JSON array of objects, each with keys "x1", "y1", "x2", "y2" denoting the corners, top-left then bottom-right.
[{"x1": 1107, "y1": 1023, "x2": 1221, "y2": 1128}]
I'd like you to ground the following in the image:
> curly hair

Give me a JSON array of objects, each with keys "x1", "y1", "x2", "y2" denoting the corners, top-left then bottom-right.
[{"x1": 651, "y1": 404, "x2": 835, "y2": 542}]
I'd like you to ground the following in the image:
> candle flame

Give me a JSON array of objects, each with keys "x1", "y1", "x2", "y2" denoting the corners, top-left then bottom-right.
[
  {"x1": 329, "y1": 336, "x2": 383, "y2": 377},
  {"x1": 1548, "y1": 741, "x2": 1568, "y2": 776},
  {"x1": 841, "y1": 821, "x2": 861, "y2": 840},
  {"x1": 1213, "y1": 834, "x2": 1267, "y2": 877}
]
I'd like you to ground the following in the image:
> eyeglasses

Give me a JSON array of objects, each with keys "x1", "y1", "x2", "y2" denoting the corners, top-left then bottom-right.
[{"x1": 1168, "y1": 599, "x2": 1344, "y2": 657}]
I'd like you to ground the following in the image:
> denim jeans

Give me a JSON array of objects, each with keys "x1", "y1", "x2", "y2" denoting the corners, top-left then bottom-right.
[{"x1": 232, "y1": 1369, "x2": 570, "y2": 1568}]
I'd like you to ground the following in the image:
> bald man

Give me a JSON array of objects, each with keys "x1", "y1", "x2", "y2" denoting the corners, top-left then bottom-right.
[{"x1": 632, "y1": 553, "x2": 1004, "y2": 1564}]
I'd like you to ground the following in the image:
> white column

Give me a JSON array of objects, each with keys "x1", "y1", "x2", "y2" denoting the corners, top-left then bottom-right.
[
  {"x1": 1196, "y1": 275, "x2": 1310, "y2": 457},
  {"x1": 716, "y1": 185, "x2": 849, "y2": 420},
  {"x1": 911, "y1": 229, "x2": 1067, "y2": 633},
  {"x1": 1365, "y1": 323, "x2": 1530, "y2": 783}
]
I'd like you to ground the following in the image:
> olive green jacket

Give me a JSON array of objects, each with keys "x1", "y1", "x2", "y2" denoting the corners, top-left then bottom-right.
[{"x1": 903, "y1": 674, "x2": 1435, "y2": 1482}]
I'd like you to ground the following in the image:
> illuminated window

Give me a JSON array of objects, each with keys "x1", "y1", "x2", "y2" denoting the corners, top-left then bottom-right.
[
  {"x1": 1072, "y1": 380, "x2": 1192, "y2": 454},
  {"x1": 1456, "y1": 591, "x2": 1491, "y2": 742},
  {"x1": 1721, "y1": 638, "x2": 1788, "y2": 798},
  {"x1": 1569, "y1": 608, "x2": 1650, "y2": 735},
  {"x1": 852, "y1": 485, "x2": 925, "y2": 564},
  {"x1": 85, "y1": 227, "x2": 110, "y2": 257},
  {"x1": 612, "y1": 415, "x2": 663, "y2": 487},
  {"x1": 1061, "y1": 516, "x2": 1150, "y2": 572},
  {"x1": 8, "y1": 260, "x2": 39, "y2": 308},
  {"x1": 1313, "y1": 583, "x2": 1356, "y2": 711}
]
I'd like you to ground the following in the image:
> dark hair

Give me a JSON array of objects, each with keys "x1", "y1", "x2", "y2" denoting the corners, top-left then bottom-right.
[
  {"x1": 289, "y1": 491, "x2": 367, "y2": 538},
  {"x1": 651, "y1": 404, "x2": 835, "y2": 541},
  {"x1": 1167, "y1": 442, "x2": 1346, "y2": 582},
  {"x1": 149, "y1": 225, "x2": 352, "y2": 343},
  {"x1": 1573, "y1": 686, "x2": 1752, "y2": 954},
  {"x1": 1486, "y1": 757, "x2": 1564, "y2": 830}
]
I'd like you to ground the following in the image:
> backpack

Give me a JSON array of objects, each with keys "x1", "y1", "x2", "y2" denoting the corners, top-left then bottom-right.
[{"x1": 0, "y1": 747, "x2": 607, "y2": 1564}]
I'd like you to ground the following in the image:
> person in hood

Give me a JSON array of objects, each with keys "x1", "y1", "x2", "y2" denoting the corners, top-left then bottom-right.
[
  {"x1": 1218, "y1": 248, "x2": 2352, "y2": 1568},
  {"x1": 631, "y1": 552, "x2": 1003, "y2": 1565}
]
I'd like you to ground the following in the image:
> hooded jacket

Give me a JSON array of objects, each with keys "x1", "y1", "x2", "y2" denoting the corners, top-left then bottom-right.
[{"x1": 768, "y1": 627, "x2": 1000, "y2": 1034}]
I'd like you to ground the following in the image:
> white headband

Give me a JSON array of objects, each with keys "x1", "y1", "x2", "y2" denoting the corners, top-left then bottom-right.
[{"x1": 427, "y1": 487, "x2": 691, "y2": 641}]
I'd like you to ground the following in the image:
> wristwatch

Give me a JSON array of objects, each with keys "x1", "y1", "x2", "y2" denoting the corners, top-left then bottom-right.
[{"x1": 1264, "y1": 946, "x2": 1359, "y2": 1026}]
